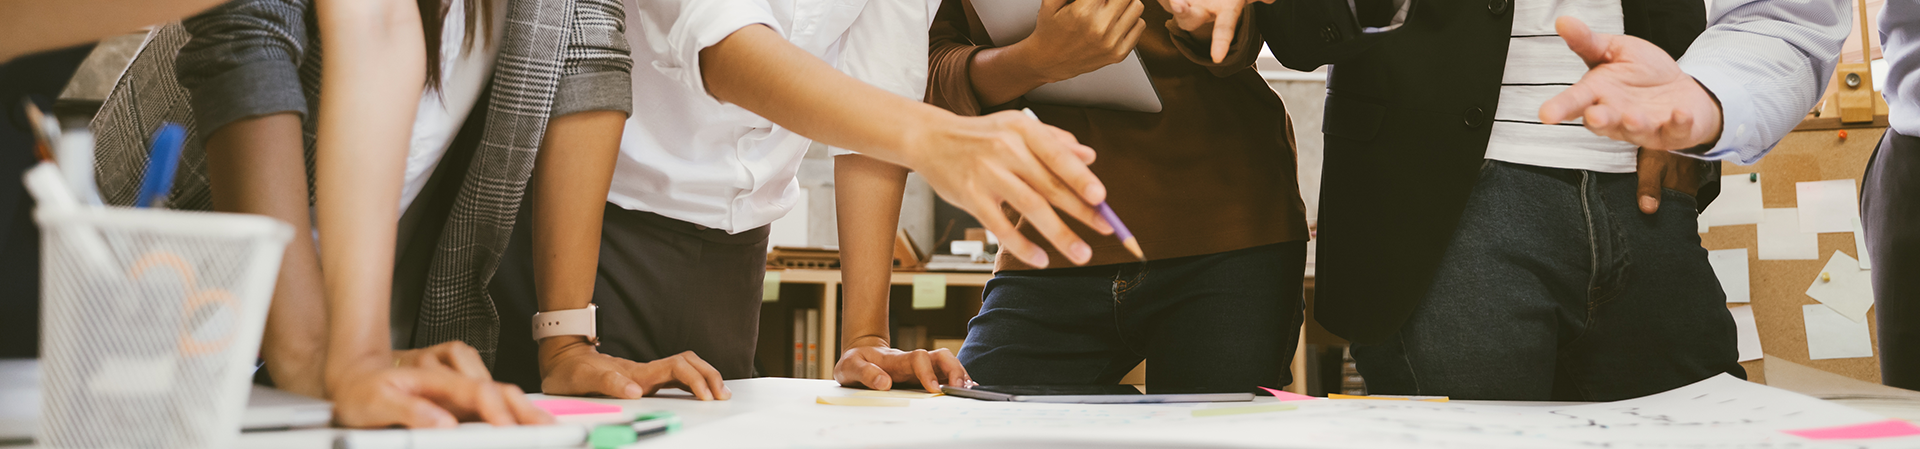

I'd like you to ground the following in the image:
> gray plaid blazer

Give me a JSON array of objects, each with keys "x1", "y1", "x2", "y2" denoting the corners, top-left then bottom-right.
[{"x1": 90, "y1": 0, "x2": 632, "y2": 365}]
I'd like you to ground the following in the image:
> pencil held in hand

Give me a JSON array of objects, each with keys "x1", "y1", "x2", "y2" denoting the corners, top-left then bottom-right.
[{"x1": 1096, "y1": 202, "x2": 1145, "y2": 261}]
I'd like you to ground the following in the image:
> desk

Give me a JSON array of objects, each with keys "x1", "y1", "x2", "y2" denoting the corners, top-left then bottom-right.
[{"x1": 221, "y1": 375, "x2": 1920, "y2": 448}]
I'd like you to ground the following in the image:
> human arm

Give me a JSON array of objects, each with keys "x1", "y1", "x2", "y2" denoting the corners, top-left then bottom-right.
[
  {"x1": 175, "y1": 0, "x2": 327, "y2": 398},
  {"x1": 697, "y1": 24, "x2": 1107, "y2": 267},
  {"x1": 831, "y1": 154, "x2": 970, "y2": 391},
  {"x1": 1538, "y1": 0, "x2": 1852, "y2": 164},
  {"x1": 308, "y1": 0, "x2": 545, "y2": 428},
  {"x1": 962, "y1": 0, "x2": 1146, "y2": 107},
  {"x1": 202, "y1": 114, "x2": 329, "y2": 398},
  {"x1": 0, "y1": 0, "x2": 231, "y2": 63}
]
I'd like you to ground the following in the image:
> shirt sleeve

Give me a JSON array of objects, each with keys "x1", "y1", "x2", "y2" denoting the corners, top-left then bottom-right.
[
  {"x1": 173, "y1": 0, "x2": 309, "y2": 134},
  {"x1": 629, "y1": 0, "x2": 782, "y2": 98},
  {"x1": 925, "y1": 0, "x2": 989, "y2": 117},
  {"x1": 554, "y1": 0, "x2": 636, "y2": 117},
  {"x1": 1677, "y1": 0, "x2": 1852, "y2": 165},
  {"x1": 829, "y1": 0, "x2": 932, "y2": 157},
  {"x1": 1166, "y1": 8, "x2": 1263, "y2": 78}
]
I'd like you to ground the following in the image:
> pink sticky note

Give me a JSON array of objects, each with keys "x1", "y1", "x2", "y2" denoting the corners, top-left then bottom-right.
[
  {"x1": 1259, "y1": 387, "x2": 1323, "y2": 402},
  {"x1": 1783, "y1": 419, "x2": 1920, "y2": 440},
  {"x1": 532, "y1": 399, "x2": 623, "y2": 416}
]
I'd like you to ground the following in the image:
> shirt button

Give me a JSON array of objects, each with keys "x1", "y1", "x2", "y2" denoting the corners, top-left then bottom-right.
[
  {"x1": 1464, "y1": 107, "x2": 1486, "y2": 128},
  {"x1": 1488, "y1": 0, "x2": 1510, "y2": 15},
  {"x1": 1321, "y1": 23, "x2": 1340, "y2": 43}
]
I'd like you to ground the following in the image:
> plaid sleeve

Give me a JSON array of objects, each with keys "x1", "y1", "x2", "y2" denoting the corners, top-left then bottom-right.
[
  {"x1": 553, "y1": 0, "x2": 634, "y2": 117},
  {"x1": 173, "y1": 0, "x2": 311, "y2": 133}
]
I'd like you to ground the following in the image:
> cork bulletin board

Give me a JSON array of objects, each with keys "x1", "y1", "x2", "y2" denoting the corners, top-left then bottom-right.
[{"x1": 1702, "y1": 119, "x2": 1888, "y2": 385}]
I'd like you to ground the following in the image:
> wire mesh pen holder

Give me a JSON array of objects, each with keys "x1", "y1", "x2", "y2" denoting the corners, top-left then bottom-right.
[{"x1": 34, "y1": 203, "x2": 291, "y2": 449}]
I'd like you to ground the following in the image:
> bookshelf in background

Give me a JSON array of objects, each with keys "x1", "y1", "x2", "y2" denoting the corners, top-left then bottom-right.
[{"x1": 754, "y1": 269, "x2": 992, "y2": 380}]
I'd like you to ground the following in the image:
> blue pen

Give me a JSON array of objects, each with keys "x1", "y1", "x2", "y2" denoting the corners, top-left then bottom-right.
[{"x1": 134, "y1": 123, "x2": 187, "y2": 208}]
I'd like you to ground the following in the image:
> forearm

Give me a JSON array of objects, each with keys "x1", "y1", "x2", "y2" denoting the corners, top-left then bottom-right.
[
  {"x1": 312, "y1": 0, "x2": 423, "y2": 386},
  {"x1": 203, "y1": 113, "x2": 328, "y2": 398},
  {"x1": 966, "y1": 44, "x2": 1054, "y2": 108},
  {"x1": 530, "y1": 111, "x2": 624, "y2": 369},
  {"x1": 0, "y1": 0, "x2": 229, "y2": 62},
  {"x1": 833, "y1": 154, "x2": 910, "y2": 349},
  {"x1": 699, "y1": 25, "x2": 952, "y2": 170}
]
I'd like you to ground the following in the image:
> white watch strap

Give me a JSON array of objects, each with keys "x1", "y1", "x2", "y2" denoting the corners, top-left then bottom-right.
[{"x1": 531, "y1": 305, "x2": 597, "y2": 342}]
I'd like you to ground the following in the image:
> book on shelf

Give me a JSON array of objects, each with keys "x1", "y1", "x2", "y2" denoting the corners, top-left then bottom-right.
[
  {"x1": 804, "y1": 308, "x2": 820, "y2": 379},
  {"x1": 792, "y1": 309, "x2": 806, "y2": 378}
]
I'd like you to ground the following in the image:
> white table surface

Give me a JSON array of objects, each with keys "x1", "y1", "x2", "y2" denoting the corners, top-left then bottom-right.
[{"x1": 235, "y1": 378, "x2": 957, "y2": 449}]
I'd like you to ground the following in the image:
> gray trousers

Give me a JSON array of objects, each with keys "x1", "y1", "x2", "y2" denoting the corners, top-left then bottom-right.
[
  {"x1": 491, "y1": 202, "x2": 769, "y2": 391},
  {"x1": 1862, "y1": 130, "x2": 1920, "y2": 390}
]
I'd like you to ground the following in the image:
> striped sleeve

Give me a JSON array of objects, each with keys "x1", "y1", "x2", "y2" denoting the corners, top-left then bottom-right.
[{"x1": 554, "y1": 0, "x2": 635, "y2": 117}]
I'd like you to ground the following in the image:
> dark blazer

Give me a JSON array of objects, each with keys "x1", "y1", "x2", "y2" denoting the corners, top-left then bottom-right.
[{"x1": 1256, "y1": 0, "x2": 1709, "y2": 344}]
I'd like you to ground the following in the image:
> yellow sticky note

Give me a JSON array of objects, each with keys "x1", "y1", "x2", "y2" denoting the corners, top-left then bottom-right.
[
  {"x1": 816, "y1": 396, "x2": 909, "y2": 407},
  {"x1": 762, "y1": 271, "x2": 781, "y2": 302},
  {"x1": 912, "y1": 275, "x2": 947, "y2": 310},
  {"x1": 1191, "y1": 403, "x2": 1297, "y2": 417},
  {"x1": 851, "y1": 390, "x2": 943, "y2": 399}
]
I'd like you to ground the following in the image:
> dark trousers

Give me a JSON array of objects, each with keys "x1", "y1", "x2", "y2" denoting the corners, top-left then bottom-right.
[
  {"x1": 1351, "y1": 161, "x2": 1744, "y2": 401},
  {"x1": 959, "y1": 242, "x2": 1307, "y2": 393},
  {"x1": 491, "y1": 203, "x2": 769, "y2": 392},
  {"x1": 1863, "y1": 130, "x2": 1920, "y2": 390}
]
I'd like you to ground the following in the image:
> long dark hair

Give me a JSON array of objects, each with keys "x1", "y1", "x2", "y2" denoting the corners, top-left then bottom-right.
[{"x1": 417, "y1": 0, "x2": 493, "y2": 91}]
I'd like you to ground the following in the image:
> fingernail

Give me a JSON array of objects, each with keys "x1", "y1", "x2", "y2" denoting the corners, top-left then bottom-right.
[
  {"x1": 1028, "y1": 250, "x2": 1050, "y2": 268},
  {"x1": 1086, "y1": 184, "x2": 1106, "y2": 203},
  {"x1": 1069, "y1": 242, "x2": 1091, "y2": 263},
  {"x1": 1640, "y1": 196, "x2": 1658, "y2": 212},
  {"x1": 624, "y1": 384, "x2": 643, "y2": 398}
]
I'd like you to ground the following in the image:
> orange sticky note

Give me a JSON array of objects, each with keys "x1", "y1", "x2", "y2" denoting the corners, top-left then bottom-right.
[{"x1": 1327, "y1": 393, "x2": 1448, "y2": 402}]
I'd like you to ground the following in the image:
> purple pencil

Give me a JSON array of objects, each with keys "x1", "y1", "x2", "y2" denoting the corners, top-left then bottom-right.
[{"x1": 1095, "y1": 202, "x2": 1145, "y2": 261}]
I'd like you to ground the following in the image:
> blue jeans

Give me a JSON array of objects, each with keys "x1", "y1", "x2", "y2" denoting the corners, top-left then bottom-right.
[
  {"x1": 1351, "y1": 161, "x2": 1745, "y2": 401},
  {"x1": 960, "y1": 242, "x2": 1306, "y2": 393}
]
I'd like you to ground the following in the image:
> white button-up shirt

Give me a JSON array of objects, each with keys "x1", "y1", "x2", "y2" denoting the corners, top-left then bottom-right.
[
  {"x1": 612, "y1": 0, "x2": 929, "y2": 233},
  {"x1": 1677, "y1": 0, "x2": 1853, "y2": 165}
]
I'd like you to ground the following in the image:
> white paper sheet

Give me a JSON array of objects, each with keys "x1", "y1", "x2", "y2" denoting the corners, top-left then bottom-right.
[
  {"x1": 1709, "y1": 248, "x2": 1751, "y2": 303},
  {"x1": 1797, "y1": 180, "x2": 1861, "y2": 233},
  {"x1": 1703, "y1": 173, "x2": 1764, "y2": 227},
  {"x1": 1758, "y1": 208, "x2": 1820, "y2": 260},
  {"x1": 1699, "y1": 214, "x2": 1711, "y2": 233},
  {"x1": 1855, "y1": 217, "x2": 1874, "y2": 270},
  {"x1": 1805, "y1": 304, "x2": 1875, "y2": 360},
  {"x1": 1807, "y1": 251, "x2": 1875, "y2": 322},
  {"x1": 1730, "y1": 305, "x2": 1763, "y2": 362},
  {"x1": 661, "y1": 374, "x2": 1916, "y2": 449}
]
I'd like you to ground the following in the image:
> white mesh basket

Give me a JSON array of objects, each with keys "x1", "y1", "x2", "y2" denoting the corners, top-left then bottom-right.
[{"x1": 34, "y1": 204, "x2": 291, "y2": 449}]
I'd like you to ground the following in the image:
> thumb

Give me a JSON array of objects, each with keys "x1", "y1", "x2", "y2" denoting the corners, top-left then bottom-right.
[
  {"x1": 1554, "y1": 16, "x2": 1611, "y2": 67},
  {"x1": 1635, "y1": 149, "x2": 1663, "y2": 214}
]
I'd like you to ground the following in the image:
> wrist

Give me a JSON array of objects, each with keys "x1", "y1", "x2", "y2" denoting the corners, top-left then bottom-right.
[
  {"x1": 325, "y1": 348, "x2": 395, "y2": 393},
  {"x1": 848, "y1": 335, "x2": 890, "y2": 349},
  {"x1": 1000, "y1": 42, "x2": 1067, "y2": 85},
  {"x1": 538, "y1": 336, "x2": 597, "y2": 375},
  {"x1": 1695, "y1": 76, "x2": 1724, "y2": 148}
]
